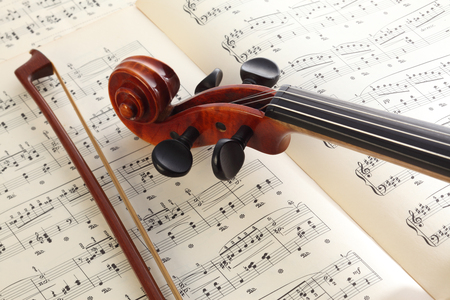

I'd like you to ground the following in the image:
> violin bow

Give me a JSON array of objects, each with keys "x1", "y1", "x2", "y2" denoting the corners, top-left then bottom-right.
[{"x1": 15, "y1": 50, "x2": 182, "y2": 300}]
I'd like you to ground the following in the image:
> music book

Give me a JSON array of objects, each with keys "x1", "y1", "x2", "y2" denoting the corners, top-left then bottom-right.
[{"x1": 0, "y1": 0, "x2": 449, "y2": 299}]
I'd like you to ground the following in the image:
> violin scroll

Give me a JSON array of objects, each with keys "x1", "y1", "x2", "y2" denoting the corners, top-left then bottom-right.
[{"x1": 108, "y1": 56, "x2": 180, "y2": 124}]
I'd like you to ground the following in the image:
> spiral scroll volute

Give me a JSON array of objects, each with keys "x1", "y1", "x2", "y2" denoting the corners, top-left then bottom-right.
[{"x1": 108, "y1": 56, "x2": 180, "y2": 124}]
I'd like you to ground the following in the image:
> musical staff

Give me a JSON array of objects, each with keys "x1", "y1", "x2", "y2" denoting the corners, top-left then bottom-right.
[
  {"x1": 348, "y1": 55, "x2": 450, "y2": 115},
  {"x1": 355, "y1": 156, "x2": 418, "y2": 196},
  {"x1": 183, "y1": 0, "x2": 252, "y2": 25},
  {"x1": 168, "y1": 202, "x2": 329, "y2": 299},
  {"x1": 406, "y1": 185, "x2": 450, "y2": 247},
  {"x1": 259, "y1": 252, "x2": 381, "y2": 300},
  {"x1": 0, "y1": 0, "x2": 133, "y2": 60},
  {"x1": 0, "y1": 230, "x2": 144, "y2": 300},
  {"x1": 221, "y1": 0, "x2": 400, "y2": 62}
]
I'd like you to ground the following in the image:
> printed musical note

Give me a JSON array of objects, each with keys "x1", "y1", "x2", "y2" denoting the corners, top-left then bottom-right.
[
  {"x1": 0, "y1": 0, "x2": 133, "y2": 60},
  {"x1": 406, "y1": 185, "x2": 450, "y2": 247},
  {"x1": 355, "y1": 156, "x2": 418, "y2": 196},
  {"x1": 259, "y1": 252, "x2": 381, "y2": 300},
  {"x1": 183, "y1": 0, "x2": 252, "y2": 25},
  {"x1": 221, "y1": 0, "x2": 404, "y2": 62},
  {"x1": 348, "y1": 55, "x2": 450, "y2": 114}
]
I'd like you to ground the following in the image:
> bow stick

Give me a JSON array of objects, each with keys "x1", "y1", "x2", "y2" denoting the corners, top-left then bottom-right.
[{"x1": 15, "y1": 49, "x2": 182, "y2": 300}]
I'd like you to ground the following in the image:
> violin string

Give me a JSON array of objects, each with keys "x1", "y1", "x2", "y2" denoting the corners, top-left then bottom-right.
[
  {"x1": 228, "y1": 87, "x2": 450, "y2": 142},
  {"x1": 234, "y1": 96, "x2": 274, "y2": 107},
  {"x1": 268, "y1": 94, "x2": 450, "y2": 161},
  {"x1": 52, "y1": 64, "x2": 184, "y2": 300},
  {"x1": 225, "y1": 87, "x2": 450, "y2": 162},
  {"x1": 229, "y1": 90, "x2": 274, "y2": 106},
  {"x1": 269, "y1": 102, "x2": 450, "y2": 167},
  {"x1": 277, "y1": 89, "x2": 450, "y2": 140},
  {"x1": 231, "y1": 90, "x2": 272, "y2": 102}
]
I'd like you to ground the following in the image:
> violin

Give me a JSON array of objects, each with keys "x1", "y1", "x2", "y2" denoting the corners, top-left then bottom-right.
[
  {"x1": 14, "y1": 51, "x2": 450, "y2": 300},
  {"x1": 108, "y1": 55, "x2": 450, "y2": 183}
]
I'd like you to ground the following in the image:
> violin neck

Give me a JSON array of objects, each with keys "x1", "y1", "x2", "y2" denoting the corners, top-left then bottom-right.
[{"x1": 265, "y1": 85, "x2": 450, "y2": 183}]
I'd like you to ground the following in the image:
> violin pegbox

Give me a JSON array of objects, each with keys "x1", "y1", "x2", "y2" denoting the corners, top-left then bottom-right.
[
  {"x1": 108, "y1": 55, "x2": 283, "y2": 181},
  {"x1": 108, "y1": 56, "x2": 180, "y2": 124},
  {"x1": 210, "y1": 58, "x2": 281, "y2": 180}
]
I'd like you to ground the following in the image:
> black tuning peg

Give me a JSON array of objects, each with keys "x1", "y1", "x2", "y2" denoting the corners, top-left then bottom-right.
[
  {"x1": 195, "y1": 68, "x2": 223, "y2": 94},
  {"x1": 240, "y1": 57, "x2": 280, "y2": 87},
  {"x1": 152, "y1": 126, "x2": 200, "y2": 177},
  {"x1": 212, "y1": 125, "x2": 254, "y2": 181}
]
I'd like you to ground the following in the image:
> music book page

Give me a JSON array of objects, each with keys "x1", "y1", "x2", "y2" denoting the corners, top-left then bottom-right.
[
  {"x1": 0, "y1": 0, "x2": 134, "y2": 61},
  {"x1": 0, "y1": 1, "x2": 446, "y2": 300},
  {"x1": 137, "y1": 1, "x2": 450, "y2": 299}
]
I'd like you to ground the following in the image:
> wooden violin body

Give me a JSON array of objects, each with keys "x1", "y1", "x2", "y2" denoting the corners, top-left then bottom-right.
[{"x1": 109, "y1": 56, "x2": 450, "y2": 183}]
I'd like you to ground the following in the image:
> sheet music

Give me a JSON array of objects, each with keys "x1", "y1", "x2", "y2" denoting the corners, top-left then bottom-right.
[
  {"x1": 0, "y1": 6, "x2": 430, "y2": 300},
  {"x1": 137, "y1": 0, "x2": 450, "y2": 298},
  {"x1": 0, "y1": 0, "x2": 133, "y2": 61}
]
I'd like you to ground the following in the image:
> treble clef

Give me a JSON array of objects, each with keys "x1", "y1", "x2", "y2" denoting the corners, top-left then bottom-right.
[{"x1": 408, "y1": 210, "x2": 424, "y2": 227}]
